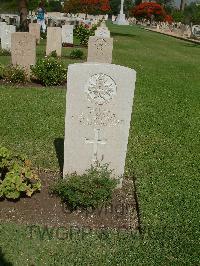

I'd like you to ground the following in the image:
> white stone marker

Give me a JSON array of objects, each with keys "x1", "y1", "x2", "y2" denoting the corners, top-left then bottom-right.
[
  {"x1": 11, "y1": 32, "x2": 36, "y2": 77},
  {"x1": 46, "y1": 27, "x2": 62, "y2": 56},
  {"x1": 62, "y1": 25, "x2": 73, "y2": 44},
  {"x1": 0, "y1": 22, "x2": 6, "y2": 40},
  {"x1": 95, "y1": 26, "x2": 110, "y2": 38},
  {"x1": 114, "y1": 0, "x2": 129, "y2": 25},
  {"x1": 1, "y1": 25, "x2": 16, "y2": 51},
  {"x1": 63, "y1": 63, "x2": 136, "y2": 185},
  {"x1": 87, "y1": 36, "x2": 113, "y2": 64}
]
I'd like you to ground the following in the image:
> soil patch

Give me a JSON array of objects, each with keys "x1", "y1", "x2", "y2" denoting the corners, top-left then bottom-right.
[{"x1": 0, "y1": 171, "x2": 139, "y2": 231}]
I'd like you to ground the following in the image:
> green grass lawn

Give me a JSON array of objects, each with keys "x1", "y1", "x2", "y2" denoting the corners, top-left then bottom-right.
[{"x1": 0, "y1": 24, "x2": 200, "y2": 265}]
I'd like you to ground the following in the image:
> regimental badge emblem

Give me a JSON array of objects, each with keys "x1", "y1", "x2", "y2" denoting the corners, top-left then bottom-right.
[{"x1": 85, "y1": 73, "x2": 117, "y2": 105}]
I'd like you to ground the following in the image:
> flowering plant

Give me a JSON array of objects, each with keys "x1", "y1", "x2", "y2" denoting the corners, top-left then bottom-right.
[
  {"x1": 31, "y1": 56, "x2": 67, "y2": 86},
  {"x1": 131, "y1": 2, "x2": 173, "y2": 23}
]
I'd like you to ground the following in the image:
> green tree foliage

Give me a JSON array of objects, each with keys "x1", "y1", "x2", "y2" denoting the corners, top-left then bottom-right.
[
  {"x1": 172, "y1": 9, "x2": 184, "y2": 22},
  {"x1": 109, "y1": 0, "x2": 120, "y2": 15},
  {"x1": 184, "y1": 2, "x2": 200, "y2": 24},
  {"x1": 172, "y1": 3, "x2": 200, "y2": 24},
  {"x1": 46, "y1": 0, "x2": 62, "y2": 12},
  {"x1": 109, "y1": 0, "x2": 134, "y2": 15}
]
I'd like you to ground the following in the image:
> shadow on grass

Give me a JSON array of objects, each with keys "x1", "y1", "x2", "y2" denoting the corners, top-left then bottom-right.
[
  {"x1": 54, "y1": 138, "x2": 64, "y2": 173},
  {"x1": 111, "y1": 32, "x2": 137, "y2": 38},
  {"x1": 0, "y1": 248, "x2": 12, "y2": 266},
  {"x1": 183, "y1": 43, "x2": 200, "y2": 48}
]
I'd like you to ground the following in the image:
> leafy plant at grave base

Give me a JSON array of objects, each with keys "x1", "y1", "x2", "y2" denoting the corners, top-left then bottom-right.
[
  {"x1": 0, "y1": 63, "x2": 4, "y2": 79},
  {"x1": 31, "y1": 57, "x2": 67, "y2": 86},
  {"x1": 50, "y1": 164, "x2": 118, "y2": 210},
  {"x1": 49, "y1": 50, "x2": 58, "y2": 58},
  {"x1": 3, "y1": 65, "x2": 27, "y2": 84},
  {"x1": 40, "y1": 31, "x2": 47, "y2": 40},
  {"x1": 0, "y1": 49, "x2": 11, "y2": 56},
  {"x1": 69, "y1": 49, "x2": 84, "y2": 59},
  {"x1": 0, "y1": 146, "x2": 41, "y2": 200},
  {"x1": 74, "y1": 24, "x2": 97, "y2": 46}
]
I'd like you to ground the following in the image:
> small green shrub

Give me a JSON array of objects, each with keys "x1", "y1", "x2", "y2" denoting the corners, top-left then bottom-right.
[
  {"x1": 74, "y1": 24, "x2": 97, "y2": 46},
  {"x1": 49, "y1": 50, "x2": 58, "y2": 58},
  {"x1": 50, "y1": 164, "x2": 118, "y2": 210},
  {"x1": 0, "y1": 146, "x2": 41, "y2": 199},
  {"x1": 0, "y1": 63, "x2": 4, "y2": 79},
  {"x1": 3, "y1": 65, "x2": 27, "y2": 83},
  {"x1": 0, "y1": 49, "x2": 11, "y2": 56},
  {"x1": 31, "y1": 57, "x2": 67, "y2": 86},
  {"x1": 40, "y1": 31, "x2": 47, "y2": 39},
  {"x1": 69, "y1": 49, "x2": 84, "y2": 59}
]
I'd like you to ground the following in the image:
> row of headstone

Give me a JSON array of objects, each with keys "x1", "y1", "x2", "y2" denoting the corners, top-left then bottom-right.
[
  {"x1": 154, "y1": 21, "x2": 193, "y2": 38},
  {"x1": 27, "y1": 11, "x2": 107, "y2": 30},
  {"x1": 0, "y1": 21, "x2": 74, "y2": 56},
  {"x1": 4, "y1": 19, "x2": 113, "y2": 76},
  {"x1": 0, "y1": 14, "x2": 20, "y2": 27},
  {"x1": 7, "y1": 22, "x2": 78, "y2": 77},
  {"x1": 128, "y1": 17, "x2": 200, "y2": 40},
  {"x1": 143, "y1": 20, "x2": 200, "y2": 40},
  {"x1": 0, "y1": 15, "x2": 137, "y2": 187}
]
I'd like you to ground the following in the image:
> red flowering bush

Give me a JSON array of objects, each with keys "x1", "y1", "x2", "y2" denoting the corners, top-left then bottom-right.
[
  {"x1": 130, "y1": 2, "x2": 173, "y2": 22},
  {"x1": 164, "y1": 15, "x2": 173, "y2": 23}
]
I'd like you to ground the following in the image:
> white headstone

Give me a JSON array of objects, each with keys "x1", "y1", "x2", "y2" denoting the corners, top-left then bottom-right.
[
  {"x1": 95, "y1": 27, "x2": 110, "y2": 38},
  {"x1": 62, "y1": 25, "x2": 73, "y2": 44},
  {"x1": 11, "y1": 32, "x2": 36, "y2": 77},
  {"x1": 63, "y1": 63, "x2": 136, "y2": 186},
  {"x1": 87, "y1": 36, "x2": 113, "y2": 64},
  {"x1": 1, "y1": 25, "x2": 16, "y2": 51},
  {"x1": 0, "y1": 22, "x2": 6, "y2": 40},
  {"x1": 46, "y1": 27, "x2": 62, "y2": 56},
  {"x1": 192, "y1": 25, "x2": 200, "y2": 38},
  {"x1": 29, "y1": 23, "x2": 41, "y2": 44}
]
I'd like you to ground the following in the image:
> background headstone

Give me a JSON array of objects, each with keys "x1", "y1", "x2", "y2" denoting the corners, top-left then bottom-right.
[
  {"x1": 46, "y1": 27, "x2": 62, "y2": 56},
  {"x1": 63, "y1": 63, "x2": 136, "y2": 185},
  {"x1": 87, "y1": 36, "x2": 113, "y2": 64},
  {"x1": 11, "y1": 33, "x2": 36, "y2": 77},
  {"x1": 0, "y1": 22, "x2": 6, "y2": 41},
  {"x1": 62, "y1": 25, "x2": 73, "y2": 44},
  {"x1": 29, "y1": 23, "x2": 40, "y2": 44},
  {"x1": 1, "y1": 25, "x2": 16, "y2": 51},
  {"x1": 95, "y1": 26, "x2": 110, "y2": 38}
]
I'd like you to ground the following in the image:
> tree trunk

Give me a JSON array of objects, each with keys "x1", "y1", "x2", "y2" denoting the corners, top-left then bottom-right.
[{"x1": 19, "y1": 0, "x2": 29, "y2": 31}]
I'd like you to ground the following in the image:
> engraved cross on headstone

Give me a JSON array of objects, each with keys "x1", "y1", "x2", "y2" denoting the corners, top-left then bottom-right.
[{"x1": 85, "y1": 128, "x2": 107, "y2": 162}]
